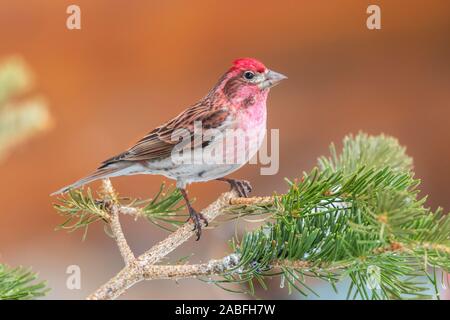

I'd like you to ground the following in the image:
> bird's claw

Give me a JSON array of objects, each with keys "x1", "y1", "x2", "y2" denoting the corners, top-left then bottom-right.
[
  {"x1": 188, "y1": 208, "x2": 208, "y2": 241},
  {"x1": 228, "y1": 179, "x2": 252, "y2": 198}
]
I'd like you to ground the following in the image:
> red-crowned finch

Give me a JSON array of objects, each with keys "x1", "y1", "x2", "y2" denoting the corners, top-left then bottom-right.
[{"x1": 52, "y1": 58, "x2": 287, "y2": 239}]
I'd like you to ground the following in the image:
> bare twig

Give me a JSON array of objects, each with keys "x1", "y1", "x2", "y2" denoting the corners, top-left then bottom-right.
[
  {"x1": 109, "y1": 206, "x2": 135, "y2": 265},
  {"x1": 99, "y1": 180, "x2": 135, "y2": 265},
  {"x1": 230, "y1": 196, "x2": 275, "y2": 206},
  {"x1": 87, "y1": 185, "x2": 239, "y2": 300},
  {"x1": 86, "y1": 182, "x2": 295, "y2": 300},
  {"x1": 137, "y1": 191, "x2": 237, "y2": 266},
  {"x1": 141, "y1": 254, "x2": 241, "y2": 280}
]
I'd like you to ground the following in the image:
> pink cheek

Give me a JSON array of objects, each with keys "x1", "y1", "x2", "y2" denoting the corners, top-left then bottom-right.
[{"x1": 237, "y1": 86, "x2": 258, "y2": 100}]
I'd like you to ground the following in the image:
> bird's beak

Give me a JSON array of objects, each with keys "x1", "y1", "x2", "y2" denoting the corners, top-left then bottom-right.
[{"x1": 260, "y1": 69, "x2": 288, "y2": 90}]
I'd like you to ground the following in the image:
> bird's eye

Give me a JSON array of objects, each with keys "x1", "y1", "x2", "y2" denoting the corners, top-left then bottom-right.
[{"x1": 243, "y1": 71, "x2": 255, "y2": 80}]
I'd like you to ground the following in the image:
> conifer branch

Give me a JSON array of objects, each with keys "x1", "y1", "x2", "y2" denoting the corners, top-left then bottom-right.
[
  {"x1": 86, "y1": 189, "x2": 237, "y2": 300},
  {"x1": 0, "y1": 264, "x2": 48, "y2": 300},
  {"x1": 54, "y1": 133, "x2": 450, "y2": 300}
]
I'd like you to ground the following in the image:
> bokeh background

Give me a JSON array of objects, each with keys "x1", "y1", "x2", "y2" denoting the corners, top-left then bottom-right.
[{"x1": 0, "y1": 0, "x2": 449, "y2": 299}]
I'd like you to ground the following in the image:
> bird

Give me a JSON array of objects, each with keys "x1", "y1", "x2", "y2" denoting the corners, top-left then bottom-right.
[{"x1": 52, "y1": 58, "x2": 287, "y2": 240}]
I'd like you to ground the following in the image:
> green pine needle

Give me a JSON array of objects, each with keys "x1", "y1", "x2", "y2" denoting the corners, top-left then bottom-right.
[
  {"x1": 54, "y1": 183, "x2": 186, "y2": 238},
  {"x1": 219, "y1": 133, "x2": 449, "y2": 300},
  {"x1": 0, "y1": 264, "x2": 49, "y2": 300}
]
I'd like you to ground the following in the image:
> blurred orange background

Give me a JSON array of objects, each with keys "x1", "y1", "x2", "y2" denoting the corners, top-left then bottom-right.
[{"x1": 0, "y1": 0, "x2": 449, "y2": 299}]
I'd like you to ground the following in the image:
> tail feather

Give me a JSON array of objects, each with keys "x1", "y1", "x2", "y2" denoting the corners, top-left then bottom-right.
[{"x1": 50, "y1": 167, "x2": 121, "y2": 196}]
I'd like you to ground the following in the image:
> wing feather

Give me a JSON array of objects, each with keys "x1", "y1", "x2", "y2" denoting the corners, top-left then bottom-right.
[{"x1": 99, "y1": 102, "x2": 231, "y2": 168}]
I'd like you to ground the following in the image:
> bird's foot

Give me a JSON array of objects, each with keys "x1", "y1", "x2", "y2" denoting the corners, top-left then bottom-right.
[
  {"x1": 188, "y1": 207, "x2": 208, "y2": 241},
  {"x1": 219, "y1": 178, "x2": 252, "y2": 198}
]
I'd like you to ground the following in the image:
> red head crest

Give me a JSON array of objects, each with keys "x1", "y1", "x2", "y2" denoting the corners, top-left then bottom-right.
[{"x1": 231, "y1": 58, "x2": 267, "y2": 73}]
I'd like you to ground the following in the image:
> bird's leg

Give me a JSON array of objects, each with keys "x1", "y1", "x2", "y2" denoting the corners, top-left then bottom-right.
[
  {"x1": 179, "y1": 188, "x2": 208, "y2": 241},
  {"x1": 216, "y1": 178, "x2": 252, "y2": 198}
]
